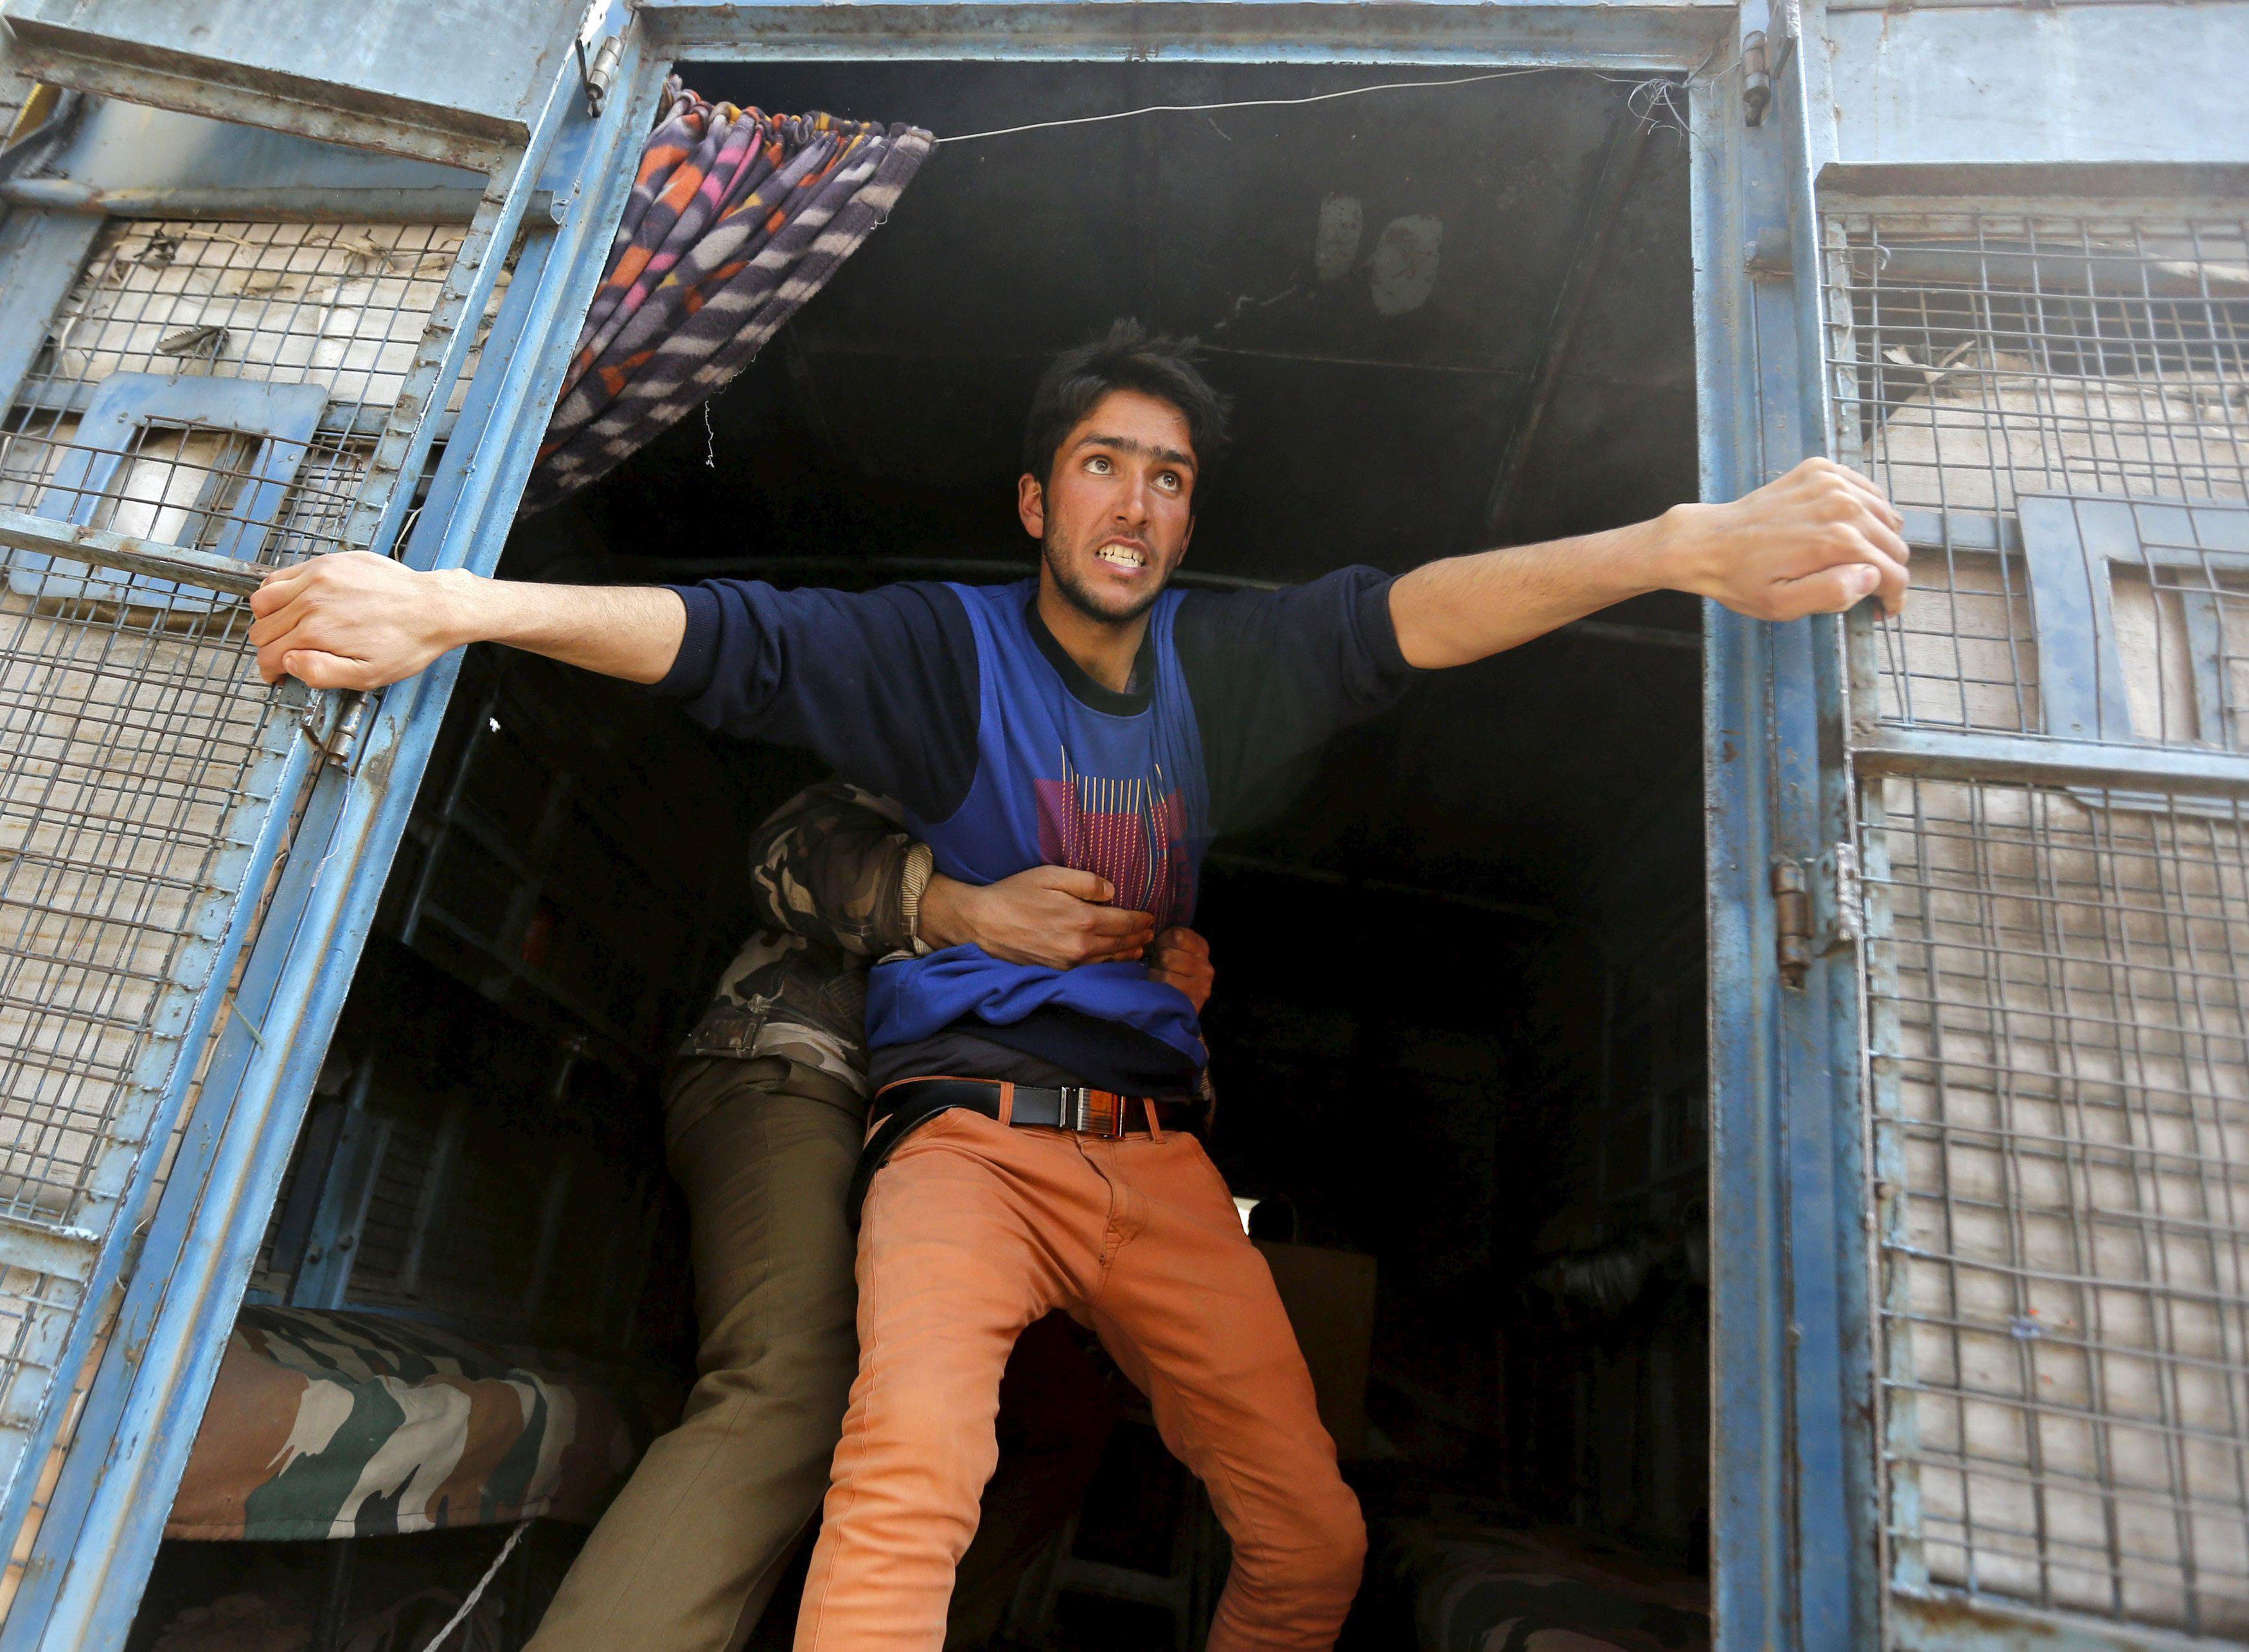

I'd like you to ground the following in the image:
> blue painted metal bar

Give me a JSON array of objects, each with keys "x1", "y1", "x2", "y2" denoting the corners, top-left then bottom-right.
[
  {"x1": 1697, "y1": 55, "x2": 1790, "y2": 1652},
  {"x1": 1779, "y1": 33, "x2": 1882, "y2": 1652},
  {"x1": 339, "y1": 96, "x2": 564, "y2": 559},
  {"x1": 1853, "y1": 725, "x2": 2249, "y2": 793},
  {"x1": 2019, "y1": 495, "x2": 2137, "y2": 743},
  {"x1": 1889, "y1": 1586, "x2": 2246, "y2": 1652},
  {"x1": 1700, "y1": 26, "x2": 1876, "y2": 1652},
  {"x1": 287, "y1": 1059, "x2": 388, "y2": 1310},
  {"x1": 0, "y1": 211, "x2": 102, "y2": 410},
  {"x1": 639, "y1": 0, "x2": 1732, "y2": 67},
  {"x1": 0, "y1": 26, "x2": 659, "y2": 1651}
]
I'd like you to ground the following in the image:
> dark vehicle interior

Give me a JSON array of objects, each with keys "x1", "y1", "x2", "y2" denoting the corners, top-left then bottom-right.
[{"x1": 129, "y1": 62, "x2": 1712, "y2": 1652}]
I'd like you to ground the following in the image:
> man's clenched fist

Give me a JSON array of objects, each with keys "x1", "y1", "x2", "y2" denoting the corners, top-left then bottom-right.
[
  {"x1": 249, "y1": 551, "x2": 464, "y2": 689},
  {"x1": 1669, "y1": 456, "x2": 1910, "y2": 623}
]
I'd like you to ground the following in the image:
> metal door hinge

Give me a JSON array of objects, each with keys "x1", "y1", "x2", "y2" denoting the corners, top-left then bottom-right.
[
  {"x1": 1774, "y1": 844, "x2": 1865, "y2": 989},
  {"x1": 1739, "y1": 0, "x2": 1796, "y2": 127},
  {"x1": 574, "y1": 0, "x2": 625, "y2": 116},
  {"x1": 298, "y1": 686, "x2": 369, "y2": 768},
  {"x1": 1772, "y1": 858, "x2": 1811, "y2": 986},
  {"x1": 1743, "y1": 31, "x2": 1772, "y2": 127}
]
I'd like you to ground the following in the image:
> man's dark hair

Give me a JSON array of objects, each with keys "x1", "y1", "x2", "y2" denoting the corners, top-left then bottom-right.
[{"x1": 1021, "y1": 320, "x2": 1231, "y2": 504}]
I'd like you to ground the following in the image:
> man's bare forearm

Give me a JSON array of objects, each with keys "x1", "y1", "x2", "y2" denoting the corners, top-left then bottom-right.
[
  {"x1": 1389, "y1": 459, "x2": 1910, "y2": 670},
  {"x1": 250, "y1": 552, "x2": 686, "y2": 689},
  {"x1": 1389, "y1": 517, "x2": 1673, "y2": 670},
  {"x1": 443, "y1": 573, "x2": 686, "y2": 684}
]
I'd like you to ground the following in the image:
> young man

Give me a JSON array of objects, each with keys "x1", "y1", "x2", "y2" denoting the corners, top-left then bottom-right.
[
  {"x1": 526, "y1": 781, "x2": 1203, "y2": 1651},
  {"x1": 250, "y1": 322, "x2": 1907, "y2": 1651}
]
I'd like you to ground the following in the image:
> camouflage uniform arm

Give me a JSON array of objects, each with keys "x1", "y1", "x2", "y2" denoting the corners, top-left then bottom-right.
[{"x1": 746, "y1": 781, "x2": 933, "y2": 961}]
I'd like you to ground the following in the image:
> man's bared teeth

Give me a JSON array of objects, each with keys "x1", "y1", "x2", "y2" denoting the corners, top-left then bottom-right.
[{"x1": 1095, "y1": 545, "x2": 1146, "y2": 567}]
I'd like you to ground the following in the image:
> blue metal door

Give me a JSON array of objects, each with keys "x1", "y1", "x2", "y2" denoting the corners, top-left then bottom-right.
[
  {"x1": 1694, "y1": 19, "x2": 1883, "y2": 1652},
  {"x1": 1827, "y1": 196, "x2": 2249, "y2": 1649},
  {"x1": 0, "y1": 6, "x2": 660, "y2": 1642}
]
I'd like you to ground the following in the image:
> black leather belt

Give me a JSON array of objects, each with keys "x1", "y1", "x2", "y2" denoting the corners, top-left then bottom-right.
[{"x1": 850, "y1": 1076, "x2": 1204, "y2": 1220}]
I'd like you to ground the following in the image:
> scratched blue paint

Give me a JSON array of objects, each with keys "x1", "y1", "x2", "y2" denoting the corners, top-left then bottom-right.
[
  {"x1": 1695, "y1": 27, "x2": 1877, "y2": 1652},
  {"x1": 0, "y1": 25, "x2": 656, "y2": 1651}
]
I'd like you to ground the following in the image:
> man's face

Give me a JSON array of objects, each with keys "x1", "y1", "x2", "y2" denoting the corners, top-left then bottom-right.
[{"x1": 1020, "y1": 389, "x2": 1198, "y2": 625}]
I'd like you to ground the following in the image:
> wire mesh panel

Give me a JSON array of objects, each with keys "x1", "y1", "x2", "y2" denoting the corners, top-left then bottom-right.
[
  {"x1": 1865, "y1": 776, "x2": 2249, "y2": 1638},
  {"x1": 0, "y1": 217, "x2": 506, "y2": 1504},
  {"x1": 1822, "y1": 209, "x2": 2249, "y2": 743},
  {"x1": 1829, "y1": 201, "x2": 2249, "y2": 1645}
]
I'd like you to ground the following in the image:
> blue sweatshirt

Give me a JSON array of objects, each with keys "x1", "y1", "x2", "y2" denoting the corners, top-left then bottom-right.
[{"x1": 655, "y1": 568, "x2": 1421, "y2": 1093}]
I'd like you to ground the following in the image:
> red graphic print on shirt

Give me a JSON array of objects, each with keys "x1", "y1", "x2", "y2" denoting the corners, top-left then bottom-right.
[{"x1": 1035, "y1": 761, "x2": 1193, "y2": 932}]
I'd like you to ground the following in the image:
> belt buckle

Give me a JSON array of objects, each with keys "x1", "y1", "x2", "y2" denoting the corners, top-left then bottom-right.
[{"x1": 1060, "y1": 1087, "x2": 1124, "y2": 1138}]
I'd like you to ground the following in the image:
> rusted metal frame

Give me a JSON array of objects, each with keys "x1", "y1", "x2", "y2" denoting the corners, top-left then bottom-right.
[
  {"x1": 1479, "y1": 98, "x2": 1655, "y2": 542},
  {"x1": 639, "y1": 0, "x2": 1732, "y2": 67},
  {"x1": 0, "y1": 28, "x2": 658, "y2": 1649},
  {"x1": 1700, "y1": 31, "x2": 1878, "y2": 1651},
  {"x1": 1854, "y1": 772, "x2": 1925, "y2": 1595},
  {"x1": 0, "y1": 178, "x2": 547, "y2": 221},
  {"x1": 1825, "y1": 0, "x2": 2192, "y2": 13},
  {"x1": 11, "y1": 377, "x2": 465, "y2": 443},
  {"x1": 0, "y1": 505, "x2": 265, "y2": 598},
  {"x1": 2015, "y1": 495, "x2": 2249, "y2": 752},
  {"x1": 1853, "y1": 725, "x2": 2249, "y2": 795},
  {"x1": 0, "y1": 1215, "x2": 98, "y2": 1286},
  {"x1": 290, "y1": 40, "x2": 572, "y2": 766},
  {"x1": 0, "y1": 30, "x2": 520, "y2": 174},
  {"x1": 2016, "y1": 495, "x2": 2141, "y2": 745},
  {"x1": 1887, "y1": 1586, "x2": 2242, "y2": 1652},
  {"x1": 0, "y1": 210, "x2": 102, "y2": 413}
]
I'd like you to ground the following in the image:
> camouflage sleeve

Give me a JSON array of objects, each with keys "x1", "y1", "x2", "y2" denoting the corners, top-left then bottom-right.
[{"x1": 747, "y1": 781, "x2": 933, "y2": 960}]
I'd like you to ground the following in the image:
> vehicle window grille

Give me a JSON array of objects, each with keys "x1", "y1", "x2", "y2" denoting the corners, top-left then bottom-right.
[
  {"x1": 0, "y1": 220, "x2": 504, "y2": 583},
  {"x1": 0, "y1": 217, "x2": 506, "y2": 1502},
  {"x1": 1865, "y1": 775, "x2": 2249, "y2": 1637},
  {"x1": 28, "y1": 219, "x2": 480, "y2": 416},
  {"x1": 1822, "y1": 210, "x2": 2249, "y2": 742}
]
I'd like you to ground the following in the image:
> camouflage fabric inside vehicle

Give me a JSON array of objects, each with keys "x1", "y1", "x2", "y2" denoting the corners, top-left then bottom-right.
[{"x1": 168, "y1": 1307, "x2": 677, "y2": 1541}]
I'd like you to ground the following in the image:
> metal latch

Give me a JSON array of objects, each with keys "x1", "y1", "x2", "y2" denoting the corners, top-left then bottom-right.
[{"x1": 1825, "y1": 840, "x2": 1865, "y2": 948}]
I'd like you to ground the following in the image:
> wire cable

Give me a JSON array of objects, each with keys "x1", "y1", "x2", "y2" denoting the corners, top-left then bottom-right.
[
  {"x1": 939, "y1": 67, "x2": 1574, "y2": 145},
  {"x1": 416, "y1": 1520, "x2": 532, "y2": 1651}
]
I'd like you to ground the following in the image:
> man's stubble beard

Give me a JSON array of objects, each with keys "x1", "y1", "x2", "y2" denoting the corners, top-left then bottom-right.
[{"x1": 1041, "y1": 531, "x2": 1169, "y2": 626}]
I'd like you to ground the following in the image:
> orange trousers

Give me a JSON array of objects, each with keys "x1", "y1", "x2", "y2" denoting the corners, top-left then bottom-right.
[{"x1": 794, "y1": 1108, "x2": 1365, "y2": 1652}]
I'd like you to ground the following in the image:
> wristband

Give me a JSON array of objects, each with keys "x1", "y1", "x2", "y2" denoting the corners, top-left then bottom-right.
[{"x1": 899, "y1": 843, "x2": 936, "y2": 956}]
